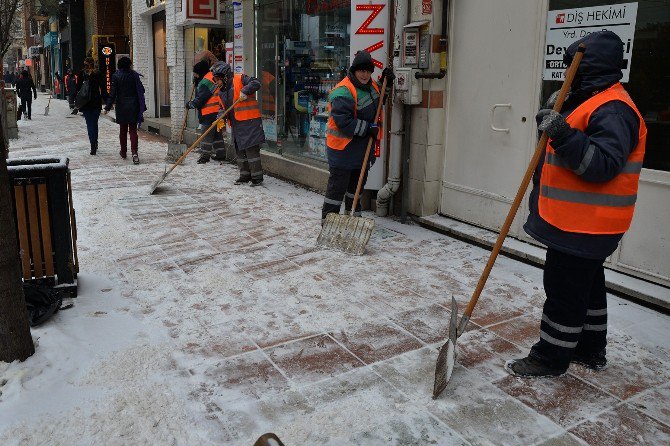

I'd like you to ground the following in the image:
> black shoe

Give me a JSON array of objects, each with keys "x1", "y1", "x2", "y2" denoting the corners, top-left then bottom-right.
[
  {"x1": 571, "y1": 350, "x2": 607, "y2": 370},
  {"x1": 505, "y1": 356, "x2": 566, "y2": 378},
  {"x1": 234, "y1": 177, "x2": 251, "y2": 185},
  {"x1": 197, "y1": 154, "x2": 210, "y2": 164},
  {"x1": 250, "y1": 178, "x2": 264, "y2": 187},
  {"x1": 90, "y1": 142, "x2": 98, "y2": 155},
  {"x1": 132, "y1": 154, "x2": 140, "y2": 165}
]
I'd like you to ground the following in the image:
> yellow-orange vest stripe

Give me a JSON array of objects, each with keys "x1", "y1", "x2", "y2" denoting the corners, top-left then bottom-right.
[
  {"x1": 233, "y1": 74, "x2": 261, "y2": 121},
  {"x1": 539, "y1": 82, "x2": 647, "y2": 234},
  {"x1": 200, "y1": 72, "x2": 221, "y2": 116},
  {"x1": 326, "y1": 77, "x2": 382, "y2": 151}
]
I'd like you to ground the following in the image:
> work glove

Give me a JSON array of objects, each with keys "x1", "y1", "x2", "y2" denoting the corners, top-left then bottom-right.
[
  {"x1": 381, "y1": 67, "x2": 395, "y2": 85},
  {"x1": 366, "y1": 123, "x2": 379, "y2": 139},
  {"x1": 238, "y1": 92, "x2": 248, "y2": 101},
  {"x1": 185, "y1": 100, "x2": 194, "y2": 110},
  {"x1": 537, "y1": 109, "x2": 574, "y2": 140}
]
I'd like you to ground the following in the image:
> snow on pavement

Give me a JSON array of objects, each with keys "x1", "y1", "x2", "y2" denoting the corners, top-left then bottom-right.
[{"x1": 2, "y1": 95, "x2": 670, "y2": 445}]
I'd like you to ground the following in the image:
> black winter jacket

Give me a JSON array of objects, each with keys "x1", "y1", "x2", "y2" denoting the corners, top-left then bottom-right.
[
  {"x1": 105, "y1": 69, "x2": 141, "y2": 124},
  {"x1": 76, "y1": 70, "x2": 105, "y2": 111},
  {"x1": 16, "y1": 74, "x2": 37, "y2": 101},
  {"x1": 524, "y1": 31, "x2": 641, "y2": 259}
]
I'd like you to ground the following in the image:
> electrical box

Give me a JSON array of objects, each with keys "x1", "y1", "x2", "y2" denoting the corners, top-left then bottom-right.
[
  {"x1": 403, "y1": 21, "x2": 430, "y2": 69},
  {"x1": 395, "y1": 68, "x2": 423, "y2": 105}
]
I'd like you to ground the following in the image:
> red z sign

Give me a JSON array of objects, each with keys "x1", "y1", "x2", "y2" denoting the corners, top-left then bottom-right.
[{"x1": 355, "y1": 4, "x2": 385, "y2": 69}]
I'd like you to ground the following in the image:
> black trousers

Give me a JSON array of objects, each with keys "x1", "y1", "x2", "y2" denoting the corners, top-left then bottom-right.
[
  {"x1": 530, "y1": 248, "x2": 607, "y2": 369},
  {"x1": 20, "y1": 99, "x2": 32, "y2": 119},
  {"x1": 321, "y1": 166, "x2": 368, "y2": 221}
]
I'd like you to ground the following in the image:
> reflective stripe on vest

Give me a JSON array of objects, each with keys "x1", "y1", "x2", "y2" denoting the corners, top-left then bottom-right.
[
  {"x1": 233, "y1": 74, "x2": 261, "y2": 121},
  {"x1": 261, "y1": 71, "x2": 275, "y2": 115},
  {"x1": 326, "y1": 77, "x2": 382, "y2": 151},
  {"x1": 539, "y1": 82, "x2": 647, "y2": 234},
  {"x1": 201, "y1": 72, "x2": 221, "y2": 116}
]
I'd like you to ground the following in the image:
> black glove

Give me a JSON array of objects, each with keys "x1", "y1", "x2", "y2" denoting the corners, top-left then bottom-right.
[
  {"x1": 366, "y1": 124, "x2": 379, "y2": 139},
  {"x1": 537, "y1": 109, "x2": 574, "y2": 140},
  {"x1": 185, "y1": 101, "x2": 194, "y2": 110},
  {"x1": 381, "y1": 67, "x2": 395, "y2": 85}
]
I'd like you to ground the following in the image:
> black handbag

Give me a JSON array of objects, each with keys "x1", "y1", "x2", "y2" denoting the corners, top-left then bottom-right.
[{"x1": 75, "y1": 79, "x2": 91, "y2": 109}]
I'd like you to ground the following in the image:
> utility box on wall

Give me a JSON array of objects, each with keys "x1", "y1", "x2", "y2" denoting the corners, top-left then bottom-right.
[{"x1": 395, "y1": 68, "x2": 423, "y2": 105}]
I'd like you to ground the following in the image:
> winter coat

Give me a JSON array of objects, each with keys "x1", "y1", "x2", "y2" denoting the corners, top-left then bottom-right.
[
  {"x1": 65, "y1": 74, "x2": 77, "y2": 96},
  {"x1": 218, "y1": 74, "x2": 266, "y2": 152},
  {"x1": 105, "y1": 68, "x2": 146, "y2": 125},
  {"x1": 76, "y1": 70, "x2": 105, "y2": 111},
  {"x1": 190, "y1": 60, "x2": 217, "y2": 123},
  {"x1": 16, "y1": 73, "x2": 37, "y2": 101},
  {"x1": 524, "y1": 31, "x2": 641, "y2": 260}
]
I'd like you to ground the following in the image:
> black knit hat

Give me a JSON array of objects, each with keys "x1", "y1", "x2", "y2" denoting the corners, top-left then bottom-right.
[
  {"x1": 192, "y1": 59, "x2": 210, "y2": 78},
  {"x1": 349, "y1": 51, "x2": 375, "y2": 74}
]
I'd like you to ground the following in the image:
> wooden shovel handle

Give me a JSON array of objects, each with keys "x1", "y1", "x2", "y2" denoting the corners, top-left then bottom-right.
[
  {"x1": 351, "y1": 75, "x2": 389, "y2": 215},
  {"x1": 164, "y1": 97, "x2": 241, "y2": 177},
  {"x1": 178, "y1": 83, "x2": 197, "y2": 144},
  {"x1": 462, "y1": 44, "x2": 586, "y2": 319}
]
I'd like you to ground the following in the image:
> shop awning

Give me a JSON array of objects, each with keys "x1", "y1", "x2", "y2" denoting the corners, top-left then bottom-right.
[{"x1": 404, "y1": 20, "x2": 430, "y2": 28}]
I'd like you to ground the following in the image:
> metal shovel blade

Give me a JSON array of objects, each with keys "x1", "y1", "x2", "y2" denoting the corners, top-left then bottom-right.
[
  {"x1": 166, "y1": 142, "x2": 188, "y2": 163},
  {"x1": 433, "y1": 296, "x2": 459, "y2": 399},
  {"x1": 44, "y1": 105, "x2": 49, "y2": 116},
  {"x1": 148, "y1": 168, "x2": 168, "y2": 195},
  {"x1": 316, "y1": 213, "x2": 375, "y2": 256}
]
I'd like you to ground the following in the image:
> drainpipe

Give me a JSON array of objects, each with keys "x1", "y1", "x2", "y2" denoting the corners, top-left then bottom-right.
[{"x1": 375, "y1": 0, "x2": 408, "y2": 217}]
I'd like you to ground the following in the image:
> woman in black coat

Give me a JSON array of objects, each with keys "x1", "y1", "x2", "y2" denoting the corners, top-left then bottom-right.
[
  {"x1": 16, "y1": 70, "x2": 37, "y2": 119},
  {"x1": 74, "y1": 57, "x2": 105, "y2": 155},
  {"x1": 104, "y1": 57, "x2": 146, "y2": 164}
]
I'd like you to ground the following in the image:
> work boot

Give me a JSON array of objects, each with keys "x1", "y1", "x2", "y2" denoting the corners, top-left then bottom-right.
[
  {"x1": 250, "y1": 178, "x2": 264, "y2": 187},
  {"x1": 90, "y1": 141, "x2": 97, "y2": 155},
  {"x1": 505, "y1": 356, "x2": 566, "y2": 378},
  {"x1": 571, "y1": 349, "x2": 607, "y2": 371},
  {"x1": 197, "y1": 153, "x2": 210, "y2": 164},
  {"x1": 234, "y1": 176, "x2": 251, "y2": 185},
  {"x1": 132, "y1": 154, "x2": 140, "y2": 165}
]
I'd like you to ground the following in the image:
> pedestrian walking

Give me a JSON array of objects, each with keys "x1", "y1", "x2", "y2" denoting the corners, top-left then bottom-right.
[
  {"x1": 65, "y1": 69, "x2": 78, "y2": 109},
  {"x1": 103, "y1": 57, "x2": 147, "y2": 164},
  {"x1": 321, "y1": 51, "x2": 393, "y2": 222},
  {"x1": 186, "y1": 58, "x2": 225, "y2": 164},
  {"x1": 73, "y1": 57, "x2": 106, "y2": 155},
  {"x1": 15, "y1": 70, "x2": 37, "y2": 120},
  {"x1": 211, "y1": 61, "x2": 266, "y2": 186},
  {"x1": 506, "y1": 31, "x2": 647, "y2": 377}
]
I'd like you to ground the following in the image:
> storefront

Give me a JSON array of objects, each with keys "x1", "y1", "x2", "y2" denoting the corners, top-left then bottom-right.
[{"x1": 439, "y1": 0, "x2": 670, "y2": 290}]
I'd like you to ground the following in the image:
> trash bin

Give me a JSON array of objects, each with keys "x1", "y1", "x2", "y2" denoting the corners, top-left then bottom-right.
[
  {"x1": 7, "y1": 156, "x2": 78, "y2": 296},
  {"x1": 2, "y1": 88, "x2": 18, "y2": 139}
]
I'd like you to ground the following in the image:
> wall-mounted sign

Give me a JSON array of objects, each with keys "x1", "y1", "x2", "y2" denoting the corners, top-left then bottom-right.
[
  {"x1": 350, "y1": 0, "x2": 389, "y2": 190},
  {"x1": 422, "y1": 0, "x2": 432, "y2": 15},
  {"x1": 233, "y1": 1, "x2": 244, "y2": 73},
  {"x1": 544, "y1": 2, "x2": 638, "y2": 82},
  {"x1": 98, "y1": 43, "x2": 116, "y2": 95},
  {"x1": 179, "y1": 0, "x2": 220, "y2": 25}
]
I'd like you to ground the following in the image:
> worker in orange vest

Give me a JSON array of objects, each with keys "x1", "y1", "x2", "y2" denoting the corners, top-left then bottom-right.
[
  {"x1": 211, "y1": 61, "x2": 266, "y2": 186},
  {"x1": 507, "y1": 31, "x2": 646, "y2": 378},
  {"x1": 186, "y1": 58, "x2": 225, "y2": 164},
  {"x1": 322, "y1": 51, "x2": 393, "y2": 222},
  {"x1": 260, "y1": 61, "x2": 276, "y2": 117},
  {"x1": 64, "y1": 69, "x2": 78, "y2": 109}
]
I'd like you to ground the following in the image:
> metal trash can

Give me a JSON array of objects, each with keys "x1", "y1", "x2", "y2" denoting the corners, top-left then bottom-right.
[{"x1": 7, "y1": 156, "x2": 78, "y2": 296}]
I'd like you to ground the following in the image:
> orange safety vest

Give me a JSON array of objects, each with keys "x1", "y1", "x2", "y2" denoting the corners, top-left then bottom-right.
[
  {"x1": 200, "y1": 72, "x2": 221, "y2": 116},
  {"x1": 261, "y1": 71, "x2": 275, "y2": 116},
  {"x1": 232, "y1": 74, "x2": 261, "y2": 121},
  {"x1": 539, "y1": 82, "x2": 647, "y2": 235},
  {"x1": 326, "y1": 77, "x2": 382, "y2": 151}
]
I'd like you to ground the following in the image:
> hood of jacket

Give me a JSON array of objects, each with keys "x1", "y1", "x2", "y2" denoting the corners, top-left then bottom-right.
[{"x1": 563, "y1": 30, "x2": 624, "y2": 99}]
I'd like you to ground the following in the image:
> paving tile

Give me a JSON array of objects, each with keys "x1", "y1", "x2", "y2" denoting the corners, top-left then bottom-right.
[
  {"x1": 266, "y1": 334, "x2": 363, "y2": 385},
  {"x1": 534, "y1": 432, "x2": 589, "y2": 446},
  {"x1": 627, "y1": 383, "x2": 670, "y2": 428},
  {"x1": 389, "y1": 303, "x2": 455, "y2": 344},
  {"x1": 494, "y1": 373, "x2": 620, "y2": 428},
  {"x1": 488, "y1": 311, "x2": 542, "y2": 350},
  {"x1": 569, "y1": 330, "x2": 670, "y2": 400},
  {"x1": 569, "y1": 404, "x2": 670, "y2": 446},
  {"x1": 177, "y1": 324, "x2": 257, "y2": 360},
  {"x1": 331, "y1": 320, "x2": 424, "y2": 365},
  {"x1": 239, "y1": 257, "x2": 300, "y2": 280},
  {"x1": 456, "y1": 328, "x2": 524, "y2": 382}
]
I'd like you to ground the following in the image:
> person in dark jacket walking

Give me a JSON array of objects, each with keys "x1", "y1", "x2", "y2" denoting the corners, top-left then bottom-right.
[
  {"x1": 321, "y1": 51, "x2": 393, "y2": 222},
  {"x1": 506, "y1": 31, "x2": 646, "y2": 377},
  {"x1": 74, "y1": 57, "x2": 106, "y2": 155},
  {"x1": 65, "y1": 69, "x2": 78, "y2": 109},
  {"x1": 211, "y1": 61, "x2": 266, "y2": 186},
  {"x1": 16, "y1": 70, "x2": 37, "y2": 120},
  {"x1": 104, "y1": 57, "x2": 147, "y2": 164},
  {"x1": 187, "y1": 58, "x2": 225, "y2": 164}
]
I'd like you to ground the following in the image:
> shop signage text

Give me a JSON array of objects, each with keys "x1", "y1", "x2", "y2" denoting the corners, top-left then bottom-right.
[
  {"x1": 306, "y1": 0, "x2": 350, "y2": 15},
  {"x1": 181, "y1": 0, "x2": 220, "y2": 25},
  {"x1": 544, "y1": 2, "x2": 638, "y2": 82},
  {"x1": 98, "y1": 43, "x2": 116, "y2": 95},
  {"x1": 233, "y1": 1, "x2": 244, "y2": 73},
  {"x1": 422, "y1": 0, "x2": 432, "y2": 15}
]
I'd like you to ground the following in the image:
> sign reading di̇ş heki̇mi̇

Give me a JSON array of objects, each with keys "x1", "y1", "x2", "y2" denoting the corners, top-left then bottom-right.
[
  {"x1": 350, "y1": 0, "x2": 389, "y2": 190},
  {"x1": 233, "y1": 1, "x2": 244, "y2": 73},
  {"x1": 544, "y1": 2, "x2": 638, "y2": 82}
]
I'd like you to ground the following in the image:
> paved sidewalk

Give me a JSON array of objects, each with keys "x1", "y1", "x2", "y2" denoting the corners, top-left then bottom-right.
[{"x1": 3, "y1": 95, "x2": 670, "y2": 445}]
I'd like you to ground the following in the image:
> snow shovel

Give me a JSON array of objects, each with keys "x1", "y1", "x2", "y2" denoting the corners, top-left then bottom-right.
[
  {"x1": 44, "y1": 94, "x2": 52, "y2": 116},
  {"x1": 149, "y1": 97, "x2": 242, "y2": 194},
  {"x1": 316, "y1": 76, "x2": 388, "y2": 256},
  {"x1": 432, "y1": 44, "x2": 586, "y2": 399},
  {"x1": 167, "y1": 83, "x2": 196, "y2": 161}
]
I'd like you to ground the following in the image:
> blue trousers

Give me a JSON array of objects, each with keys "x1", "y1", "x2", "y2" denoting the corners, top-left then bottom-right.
[{"x1": 82, "y1": 109, "x2": 101, "y2": 145}]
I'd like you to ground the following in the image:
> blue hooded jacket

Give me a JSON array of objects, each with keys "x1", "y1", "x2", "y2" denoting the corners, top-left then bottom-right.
[{"x1": 524, "y1": 31, "x2": 641, "y2": 260}]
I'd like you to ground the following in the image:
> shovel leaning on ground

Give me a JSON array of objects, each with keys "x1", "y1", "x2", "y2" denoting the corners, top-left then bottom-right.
[
  {"x1": 166, "y1": 83, "x2": 196, "y2": 161},
  {"x1": 149, "y1": 97, "x2": 241, "y2": 194},
  {"x1": 432, "y1": 44, "x2": 587, "y2": 399},
  {"x1": 44, "y1": 94, "x2": 52, "y2": 116},
  {"x1": 316, "y1": 76, "x2": 388, "y2": 256}
]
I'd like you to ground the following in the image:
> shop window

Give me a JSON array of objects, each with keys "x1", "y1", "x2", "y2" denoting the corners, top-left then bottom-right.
[
  {"x1": 256, "y1": 0, "x2": 351, "y2": 165},
  {"x1": 543, "y1": 0, "x2": 670, "y2": 172}
]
